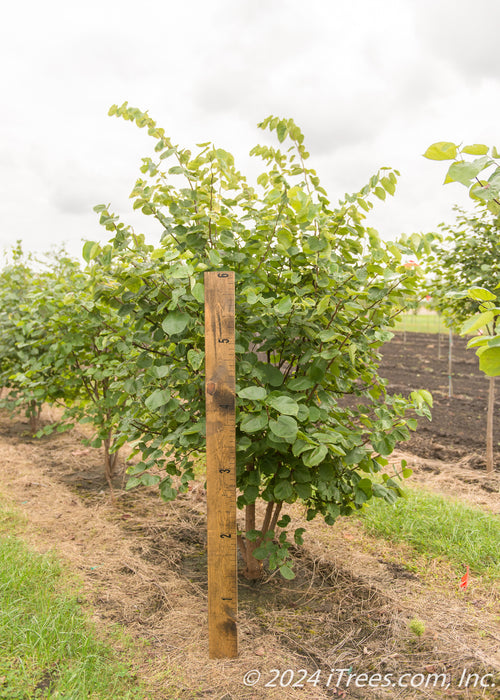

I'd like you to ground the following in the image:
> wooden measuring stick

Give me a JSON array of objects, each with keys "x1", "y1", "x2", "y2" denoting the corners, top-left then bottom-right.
[{"x1": 204, "y1": 271, "x2": 238, "y2": 658}]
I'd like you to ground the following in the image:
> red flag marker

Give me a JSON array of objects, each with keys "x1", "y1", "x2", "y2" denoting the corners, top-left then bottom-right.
[{"x1": 459, "y1": 566, "x2": 469, "y2": 590}]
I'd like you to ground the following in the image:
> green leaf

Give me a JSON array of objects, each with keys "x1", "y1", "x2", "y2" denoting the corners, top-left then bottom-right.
[
  {"x1": 469, "y1": 180, "x2": 493, "y2": 202},
  {"x1": 381, "y1": 176, "x2": 396, "y2": 195},
  {"x1": 308, "y1": 360, "x2": 326, "y2": 382},
  {"x1": 240, "y1": 412, "x2": 268, "y2": 433},
  {"x1": 162, "y1": 311, "x2": 190, "y2": 335},
  {"x1": 294, "y1": 483, "x2": 312, "y2": 499},
  {"x1": 319, "y1": 328, "x2": 338, "y2": 342},
  {"x1": 275, "y1": 296, "x2": 292, "y2": 315},
  {"x1": 445, "y1": 157, "x2": 490, "y2": 186},
  {"x1": 468, "y1": 287, "x2": 497, "y2": 302},
  {"x1": 191, "y1": 282, "x2": 204, "y2": 303},
  {"x1": 460, "y1": 310, "x2": 495, "y2": 335},
  {"x1": 277, "y1": 229, "x2": 293, "y2": 248},
  {"x1": 276, "y1": 122, "x2": 288, "y2": 143},
  {"x1": 444, "y1": 161, "x2": 477, "y2": 186},
  {"x1": 269, "y1": 415, "x2": 298, "y2": 442},
  {"x1": 159, "y1": 481, "x2": 177, "y2": 501},
  {"x1": 82, "y1": 240, "x2": 99, "y2": 262},
  {"x1": 423, "y1": 142, "x2": 458, "y2": 160},
  {"x1": 140, "y1": 473, "x2": 161, "y2": 487},
  {"x1": 259, "y1": 363, "x2": 284, "y2": 387},
  {"x1": 292, "y1": 439, "x2": 314, "y2": 457},
  {"x1": 461, "y1": 144, "x2": 489, "y2": 155},
  {"x1": 145, "y1": 389, "x2": 171, "y2": 411},
  {"x1": 266, "y1": 395, "x2": 299, "y2": 416},
  {"x1": 478, "y1": 346, "x2": 500, "y2": 376},
  {"x1": 287, "y1": 377, "x2": 314, "y2": 391},
  {"x1": 187, "y1": 349, "x2": 204, "y2": 370},
  {"x1": 294, "y1": 528, "x2": 306, "y2": 545},
  {"x1": 410, "y1": 389, "x2": 433, "y2": 409},
  {"x1": 371, "y1": 434, "x2": 395, "y2": 456},
  {"x1": 279, "y1": 564, "x2": 295, "y2": 580},
  {"x1": 307, "y1": 236, "x2": 328, "y2": 252},
  {"x1": 125, "y1": 476, "x2": 143, "y2": 490},
  {"x1": 274, "y1": 479, "x2": 294, "y2": 500},
  {"x1": 237, "y1": 386, "x2": 267, "y2": 400},
  {"x1": 418, "y1": 389, "x2": 433, "y2": 407},
  {"x1": 302, "y1": 444, "x2": 328, "y2": 467},
  {"x1": 354, "y1": 479, "x2": 372, "y2": 504}
]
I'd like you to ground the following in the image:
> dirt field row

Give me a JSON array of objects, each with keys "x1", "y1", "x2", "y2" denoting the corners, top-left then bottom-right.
[{"x1": 379, "y1": 332, "x2": 500, "y2": 468}]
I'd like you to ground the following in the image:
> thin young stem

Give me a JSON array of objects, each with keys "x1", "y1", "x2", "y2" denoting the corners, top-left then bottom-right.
[
  {"x1": 256, "y1": 501, "x2": 275, "y2": 546},
  {"x1": 268, "y1": 502, "x2": 283, "y2": 535}
]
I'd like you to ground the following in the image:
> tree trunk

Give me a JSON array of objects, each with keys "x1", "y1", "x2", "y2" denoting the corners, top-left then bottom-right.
[
  {"x1": 103, "y1": 431, "x2": 119, "y2": 498},
  {"x1": 237, "y1": 500, "x2": 282, "y2": 580},
  {"x1": 28, "y1": 400, "x2": 42, "y2": 434},
  {"x1": 486, "y1": 376, "x2": 495, "y2": 474}
]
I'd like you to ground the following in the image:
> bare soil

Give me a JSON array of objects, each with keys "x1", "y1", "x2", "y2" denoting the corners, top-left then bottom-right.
[
  {"x1": 0, "y1": 333, "x2": 499, "y2": 699},
  {"x1": 379, "y1": 331, "x2": 500, "y2": 469}
]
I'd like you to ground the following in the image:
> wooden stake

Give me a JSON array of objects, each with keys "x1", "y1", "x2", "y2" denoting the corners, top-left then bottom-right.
[
  {"x1": 486, "y1": 376, "x2": 495, "y2": 474},
  {"x1": 204, "y1": 271, "x2": 238, "y2": 659},
  {"x1": 448, "y1": 329, "x2": 453, "y2": 398}
]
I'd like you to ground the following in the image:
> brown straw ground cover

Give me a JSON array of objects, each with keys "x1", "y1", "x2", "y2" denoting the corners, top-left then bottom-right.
[{"x1": 0, "y1": 404, "x2": 499, "y2": 699}]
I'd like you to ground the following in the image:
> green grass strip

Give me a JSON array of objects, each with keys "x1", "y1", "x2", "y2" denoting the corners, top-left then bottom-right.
[
  {"x1": 393, "y1": 312, "x2": 444, "y2": 334},
  {"x1": 360, "y1": 487, "x2": 500, "y2": 579},
  {"x1": 0, "y1": 503, "x2": 146, "y2": 699}
]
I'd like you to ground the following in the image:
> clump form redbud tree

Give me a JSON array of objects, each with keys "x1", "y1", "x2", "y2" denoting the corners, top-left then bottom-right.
[{"x1": 89, "y1": 104, "x2": 432, "y2": 579}]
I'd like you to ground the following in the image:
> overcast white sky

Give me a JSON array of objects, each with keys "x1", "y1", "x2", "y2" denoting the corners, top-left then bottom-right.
[{"x1": 1, "y1": 0, "x2": 498, "y2": 260}]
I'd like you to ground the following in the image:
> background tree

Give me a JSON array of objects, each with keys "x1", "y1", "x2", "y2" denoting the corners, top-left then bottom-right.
[
  {"x1": 28, "y1": 254, "x2": 137, "y2": 490},
  {"x1": 0, "y1": 247, "x2": 136, "y2": 490},
  {"x1": 423, "y1": 141, "x2": 500, "y2": 215},
  {"x1": 459, "y1": 285, "x2": 500, "y2": 474},
  {"x1": 0, "y1": 244, "x2": 57, "y2": 431},
  {"x1": 428, "y1": 207, "x2": 500, "y2": 324},
  {"x1": 86, "y1": 105, "x2": 433, "y2": 579},
  {"x1": 424, "y1": 142, "x2": 500, "y2": 472}
]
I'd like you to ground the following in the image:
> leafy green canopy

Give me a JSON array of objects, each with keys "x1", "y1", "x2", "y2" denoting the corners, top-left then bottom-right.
[
  {"x1": 423, "y1": 141, "x2": 500, "y2": 214},
  {"x1": 462, "y1": 286, "x2": 500, "y2": 377},
  {"x1": 0, "y1": 245, "x2": 77, "y2": 425},
  {"x1": 26, "y1": 260, "x2": 137, "y2": 454},
  {"x1": 86, "y1": 105, "x2": 431, "y2": 538},
  {"x1": 423, "y1": 141, "x2": 500, "y2": 376},
  {"x1": 427, "y1": 208, "x2": 500, "y2": 327},
  {"x1": 0, "y1": 244, "x2": 137, "y2": 471}
]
